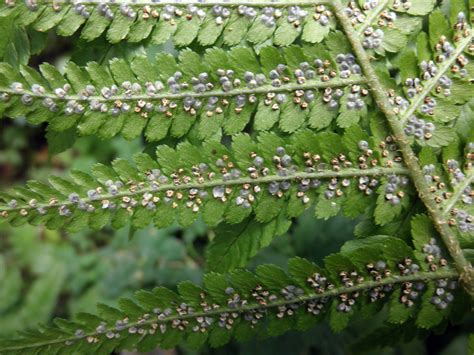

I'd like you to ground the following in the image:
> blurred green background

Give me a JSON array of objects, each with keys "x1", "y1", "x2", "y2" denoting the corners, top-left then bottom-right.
[{"x1": 0, "y1": 27, "x2": 471, "y2": 355}]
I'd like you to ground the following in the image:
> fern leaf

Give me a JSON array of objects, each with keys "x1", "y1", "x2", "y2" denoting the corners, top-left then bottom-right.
[
  {"x1": 443, "y1": 169, "x2": 473, "y2": 214},
  {"x1": 205, "y1": 212, "x2": 291, "y2": 272},
  {"x1": 0, "y1": 131, "x2": 410, "y2": 232},
  {"x1": 0, "y1": 236, "x2": 461, "y2": 354},
  {"x1": 390, "y1": 11, "x2": 472, "y2": 149},
  {"x1": 412, "y1": 141, "x2": 474, "y2": 237},
  {"x1": 441, "y1": 143, "x2": 473, "y2": 235},
  {"x1": 399, "y1": 34, "x2": 472, "y2": 126},
  {"x1": 0, "y1": 1, "x2": 338, "y2": 47},
  {"x1": 355, "y1": 0, "x2": 392, "y2": 36},
  {"x1": 0, "y1": 129, "x2": 413, "y2": 267},
  {"x1": 335, "y1": 0, "x2": 473, "y2": 150},
  {"x1": 0, "y1": 0, "x2": 472, "y2": 348},
  {"x1": 0, "y1": 46, "x2": 367, "y2": 142},
  {"x1": 345, "y1": 0, "x2": 472, "y2": 151}
]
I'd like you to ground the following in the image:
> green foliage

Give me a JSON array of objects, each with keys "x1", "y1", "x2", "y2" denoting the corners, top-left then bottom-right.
[
  {"x1": 0, "y1": 236, "x2": 462, "y2": 354},
  {"x1": 0, "y1": 1, "x2": 470, "y2": 150},
  {"x1": 0, "y1": 45, "x2": 367, "y2": 142},
  {"x1": 0, "y1": 1, "x2": 339, "y2": 46},
  {"x1": 0, "y1": 130, "x2": 413, "y2": 269},
  {"x1": 0, "y1": 0, "x2": 473, "y2": 353}
]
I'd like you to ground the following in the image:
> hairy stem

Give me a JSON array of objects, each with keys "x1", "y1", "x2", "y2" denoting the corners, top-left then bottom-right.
[
  {"x1": 0, "y1": 269, "x2": 458, "y2": 352},
  {"x1": 332, "y1": 0, "x2": 474, "y2": 297},
  {"x1": 1, "y1": 167, "x2": 408, "y2": 213}
]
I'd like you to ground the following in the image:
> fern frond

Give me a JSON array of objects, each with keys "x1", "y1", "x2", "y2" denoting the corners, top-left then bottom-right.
[
  {"x1": 438, "y1": 142, "x2": 473, "y2": 236},
  {"x1": 443, "y1": 171, "x2": 473, "y2": 215},
  {"x1": 0, "y1": 130, "x2": 413, "y2": 268},
  {"x1": 355, "y1": 0, "x2": 392, "y2": 36},
  {"x1": 390, "y1": 7, "x2": 472, "y2": 149},
  {"x1": 417, "y1": 141, "x2": 473, "y2": 204},
  {"x1": 0, "y1": 0, "x2": 437, "y2": 48},
  {"x1": 339, "y1": 0, "x2": 436, "y2": 56},
  {"x1": 343, "y1": 0, "x2": 473, "y2": 150},
  {"x1": 0, "y1": 0, "x2": 472, "y2": 348},
  {"x1": 0, "y1": 20, "x2": 31, "y2": 67},
  {"x1": 0, "y1": 45, "x2": 369, "y2": 141},
  {"x1": 0, "y1": 235, "x2": 463, "y2": 354},
  {"x1": 398, "y1": 34, "x2": 472, "y2": 126},
  {"x1": 331, "y1": 0, "x2": 474, "y2": 296},
  {"x1": 0, "y1": 0, "x2": 338, "y2": 47}
]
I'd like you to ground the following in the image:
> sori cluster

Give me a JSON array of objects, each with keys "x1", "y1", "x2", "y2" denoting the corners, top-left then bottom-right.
[
  {"x1": 0, "y1": 130, "x2": 410, "y2": 229},
  {"x1": 0, "y1": 235, "x2": 459, "y2": 353},
  {"x1": 0, "y1": 53, "x2": 365, "y2": 120}
]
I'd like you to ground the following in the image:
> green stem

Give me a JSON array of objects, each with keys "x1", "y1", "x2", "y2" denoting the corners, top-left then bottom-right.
[
  {"x1": 331, "y1": 0, "x2": 474, "y2": 298},
  {"x1": 0, "y1": 269, "x2": 458, "y2": 352},
  {"x1": 399, "y1": 34, "x2": 473, "y2": 126},
  {"x1": 1, "y1": 167, "x2": 409, "y2": 213}
]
